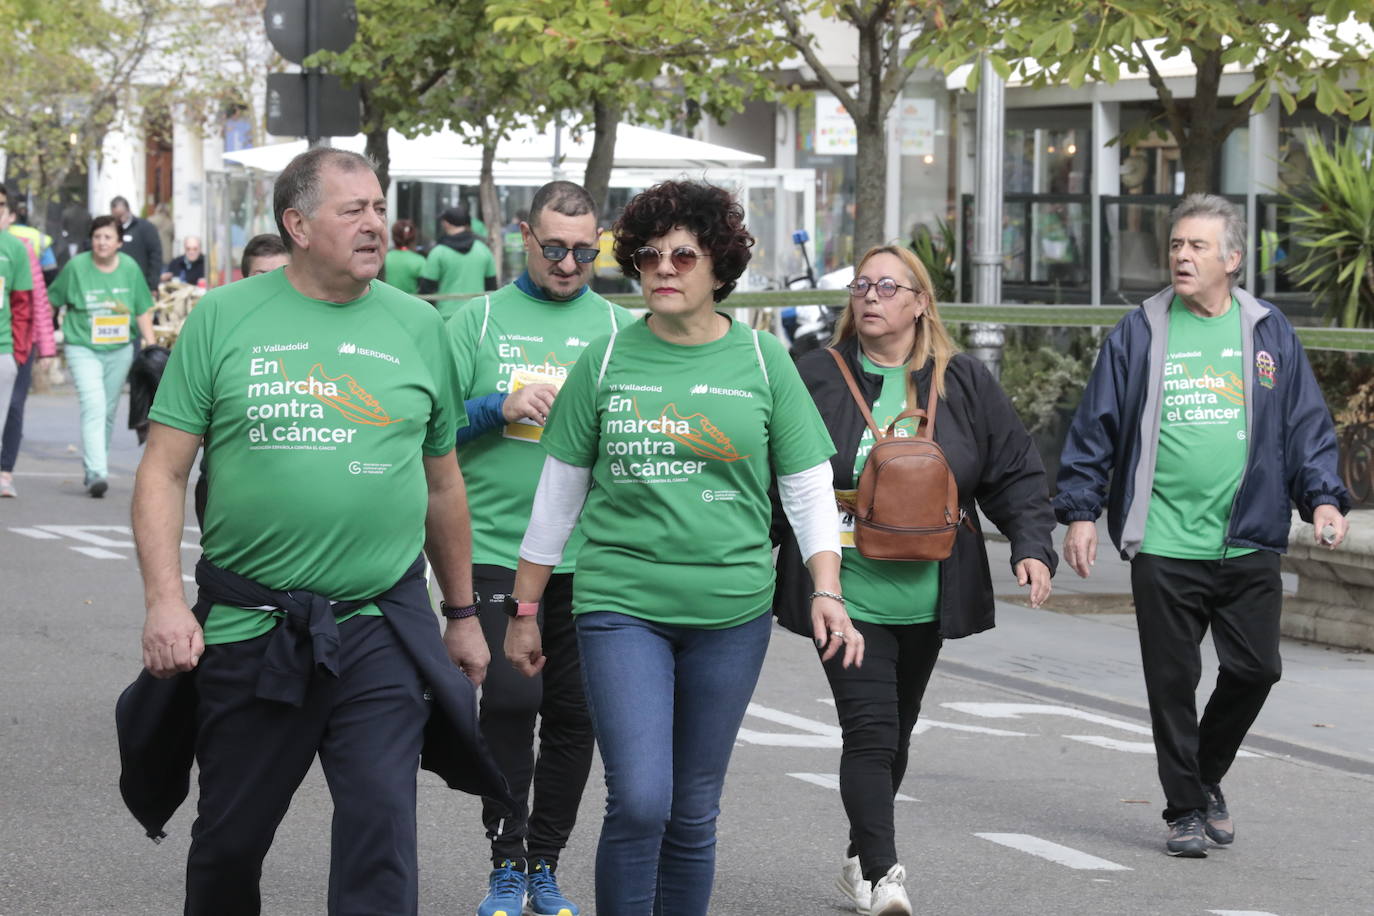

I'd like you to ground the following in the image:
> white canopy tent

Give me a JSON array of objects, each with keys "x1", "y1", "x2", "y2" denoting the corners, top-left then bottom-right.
[
  {"x1": 221, "y1": 123, "x2": 766, "y2": 178},
  {"x1": 207, "y1": 123, "x2": 813, "y2": 293}
]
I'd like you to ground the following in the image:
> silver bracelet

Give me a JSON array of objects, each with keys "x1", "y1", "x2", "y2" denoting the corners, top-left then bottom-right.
[{"x1": 809, "y1": 589, "x2": 845, "y2": 605}]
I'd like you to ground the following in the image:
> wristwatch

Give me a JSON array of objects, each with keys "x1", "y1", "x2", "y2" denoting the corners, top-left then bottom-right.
[
  {"x1": 503, "y1": 595, "x2": 540, "y2": 618},
  {"x1": 440, "y1": 593, "x2": 481, "y2": 620}
]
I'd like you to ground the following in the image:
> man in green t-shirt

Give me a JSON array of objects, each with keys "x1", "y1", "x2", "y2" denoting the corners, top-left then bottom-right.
[
  {"x1": 129, "y1": 148, "x2": 498, "y2": 914},
  {"x1": 449, "y1": 180, "x2": 632, "y2": 916},
  {"x1": 1057, "y1": 195, "x2": 1349, "y2": 859},
  {"x1": 418, "y1": 205, "x2": 497, "y2": 320}
]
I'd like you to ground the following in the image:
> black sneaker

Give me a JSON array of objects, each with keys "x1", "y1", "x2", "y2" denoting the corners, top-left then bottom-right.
[
  {"x1": 1165, "y1": 811, "x2": 1208, "y2": 857},
  {"x1": 1203, "y1": 783, "x2": 1234, "y2": 846},
  {"x1": 87, "y1": 477, "x2": 108, "y2": 498}
]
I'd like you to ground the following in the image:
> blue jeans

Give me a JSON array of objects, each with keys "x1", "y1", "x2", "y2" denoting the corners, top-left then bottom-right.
[
  {"x1": 575, "y1": 610, "x2": 772, "y2": 916},
  {"x1": 64, "y1": 343, "x2": 134, "y2": 480}
]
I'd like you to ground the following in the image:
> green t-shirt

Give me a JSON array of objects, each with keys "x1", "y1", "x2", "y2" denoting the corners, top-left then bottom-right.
[
  {"x1": 840, "y1": 356, "x2": 940, "y2": 624},
  {"x1": 49, "y1": 253, "x2": 152, "y2": 351},
  {"x1": 149, "y1": 269, "x2": 468, "y2": 644},
  {"x1": 449, "y1": 283, "x2": 635, "y2": 572},
  {"x1": 384, "y1": 248, "x2": 426, "y2": 296},
  {"x1": 421, "y1": 241, "x2": 497, "y2": 320},
  {"x1": 0, "y1": 232, "x2": 35, "y2": 355},
  {"x1": 541, "y1": 316, "x2": 835, "y2": 628},
  {"x1": 1141, "y1": 296, "x2": 1255, "y2": 560}
]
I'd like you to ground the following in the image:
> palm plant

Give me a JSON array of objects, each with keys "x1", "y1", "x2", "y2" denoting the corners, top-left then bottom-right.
[
  {"x1": 1280, "y1": 130, "x2": 1374, "y2": 327},
  {"x1": 910, "y1": 218, "x2": 957, "y2": 303}
]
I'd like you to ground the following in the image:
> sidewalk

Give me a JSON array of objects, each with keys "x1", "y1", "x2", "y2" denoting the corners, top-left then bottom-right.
[{"x1": 960, "y1": 521, "x2": 1374, "y2": 773}]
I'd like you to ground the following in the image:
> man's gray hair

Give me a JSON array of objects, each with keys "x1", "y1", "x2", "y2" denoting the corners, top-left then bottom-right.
[
  {"x1": 1170, "y1": 193, "x2": 1247, "y2": 282},
  {"x1": 273, "y1": 148, "x2": 376, "y2": 252}
]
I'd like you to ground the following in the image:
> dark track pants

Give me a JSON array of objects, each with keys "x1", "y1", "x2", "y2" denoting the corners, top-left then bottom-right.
[
  {"x1": 1, "y1": 345, "x2": 36, "y2": 472},
  {"x1": 185, "y1": 615, "x2": 428, "y2": 916},
  {"x1": 475, "y1": 565, "x2": 594, "y2": 866},
  {"x1": 1130, "y1": 551, "x2": 1283, "y2": 822},
  {"x1": 822, "y1": 619, "x2": 942, "y2": 884}
]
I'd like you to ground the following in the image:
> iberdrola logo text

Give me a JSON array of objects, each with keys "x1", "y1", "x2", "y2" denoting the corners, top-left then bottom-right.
[{"x1": 338, "y1": 341, "x2": 400, "y2": 365}]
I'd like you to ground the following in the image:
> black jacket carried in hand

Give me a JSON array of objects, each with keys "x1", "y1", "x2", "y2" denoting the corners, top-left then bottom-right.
[
  {"x1": 773, "y1": 338, "x2": 1058, "y2": 640},
  {"x1": 127, "y1": 344, "x2": 171, "y2": 443}
]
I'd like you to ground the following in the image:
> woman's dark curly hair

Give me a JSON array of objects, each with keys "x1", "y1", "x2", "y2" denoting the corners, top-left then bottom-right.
[{"x1": 612, "y1": 181, "x2": 754, "y2": 303}]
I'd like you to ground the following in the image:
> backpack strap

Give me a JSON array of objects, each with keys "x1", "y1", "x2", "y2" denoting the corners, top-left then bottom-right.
[
  {"x1": 828, "y1": 349, "x2": 937, "y2": 440},
  {"x1": 751, "y1": 329, "x2": 770, "y2": 385},
  {"x1": 477, "y1": 295, "x2": 492, "y2": 345},
  {"x1": 828, "y1": 348, "x2": 884, "y2": 441},
  {"x1": 596, "y1": 325, "x2": 618, "y2": 390}
]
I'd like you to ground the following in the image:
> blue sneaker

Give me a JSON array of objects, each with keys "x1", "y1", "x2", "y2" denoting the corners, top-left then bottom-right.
[
  {"x1": 526, "y1": 859, "x2": 579, "y2": 916},
  {"x1": 477, "y1": 860, "x2": 527, "y2": 916}
]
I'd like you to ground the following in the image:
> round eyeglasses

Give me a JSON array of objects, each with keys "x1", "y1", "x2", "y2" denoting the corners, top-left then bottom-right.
[
  {"x1": 631, "y1": 245, "x2": 703, "y2": 275},
  {"x1": 846, "y1": 277, "x2": 918, "y2": 298}
]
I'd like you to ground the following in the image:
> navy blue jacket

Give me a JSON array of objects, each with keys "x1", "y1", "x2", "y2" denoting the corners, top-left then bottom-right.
[{"x1": 1055, "y1": 286, "x2": 1349, "y2": 557}]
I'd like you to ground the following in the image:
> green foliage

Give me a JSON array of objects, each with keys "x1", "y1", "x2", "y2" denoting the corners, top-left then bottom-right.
[
  {"x1": 909, "y1": 219, "x2": 957, "y2": 303},
  {"x1": 910, "y1": 1, "x2": 1374, "y2": 193},
  {"x1": 1276, "y1": 130, "x2": 1374, "y2": 327},
  {"x1": 996, "y1": 330, "x2": 1095, "y2": 435}
]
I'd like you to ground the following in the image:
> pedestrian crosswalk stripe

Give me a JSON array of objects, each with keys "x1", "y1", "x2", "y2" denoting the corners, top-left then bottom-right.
[
  {"x1": 9, "y1": 527, "x2": 61, "y2": 539},
  {"x1": 975, "y1": 833, "x2": 1131, "y2": 870},
  {"x1": 787, "y1": 773, "x2": 917, "y2": 802}
]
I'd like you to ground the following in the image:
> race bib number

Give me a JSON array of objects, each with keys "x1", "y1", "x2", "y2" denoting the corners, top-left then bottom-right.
[
  {"x1": 92, "y1": 313, "x2": 131, "y2": 345},
  {"x1": 836, "y1": 488, "x2": 857, "y2": 549},
  {"x1": 503, "y1": 368, "x2": 566, "y2": 443}
]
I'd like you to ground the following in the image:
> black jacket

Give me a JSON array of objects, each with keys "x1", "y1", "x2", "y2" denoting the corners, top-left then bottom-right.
[
  {"x1": 772, "y1": 340, "x2": 1058, "y2": 640},
  {"x1": 165, "y1": 254, "x2": 205, "y2": 286},
  {"x1": 115, "y1": 554, "x2": 513, "y2": 840},
  {"x1": 120, "y1": 216, "x2": 162, "y2": 290}
]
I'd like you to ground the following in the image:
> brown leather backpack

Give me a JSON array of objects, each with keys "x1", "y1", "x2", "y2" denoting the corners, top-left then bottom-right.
[{"x1": 828, "y1": 349, "x2": 965, "y2": 561}]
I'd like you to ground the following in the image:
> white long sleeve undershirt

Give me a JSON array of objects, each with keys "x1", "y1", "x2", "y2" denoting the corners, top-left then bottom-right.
[{"x1": 518, "y1": 456, "x2": 841, "y2": 567}]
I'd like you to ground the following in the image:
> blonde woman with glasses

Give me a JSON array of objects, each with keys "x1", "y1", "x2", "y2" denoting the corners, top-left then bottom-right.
[{"x1": 773, "y1": 244, "x2": 1057, "y2": 915}]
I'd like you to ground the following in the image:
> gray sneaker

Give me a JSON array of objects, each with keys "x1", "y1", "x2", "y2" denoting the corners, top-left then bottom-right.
[
  {"x1": 1165, "y1": 810, "x2": 1208, "y2": 857},
  {"x1": 1203, "y1": 783, "x2": 1234, "y2": 846},
  {"x1": 0, "y1": 477, "x2": 15, "y2": 498}
]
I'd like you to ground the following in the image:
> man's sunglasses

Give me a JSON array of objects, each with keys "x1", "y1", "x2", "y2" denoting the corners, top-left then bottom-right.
[
  {"x1": 528, "y1": 226, "x2": 598, "y2": 264},
  {"x1": 631, "y1": 245, "x2": 703, "y2": 275}
]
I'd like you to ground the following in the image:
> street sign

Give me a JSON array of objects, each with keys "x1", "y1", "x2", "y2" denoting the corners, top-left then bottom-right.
[
  {"x1": 266, "y1": 72, "x2": 361, "y2": 138},
  {"x1": 264, "y1": 0, "x2": 358, "y2": 64}
]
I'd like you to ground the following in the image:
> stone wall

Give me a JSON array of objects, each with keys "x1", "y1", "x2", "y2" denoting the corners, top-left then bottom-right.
[{"x1": 1282, "y1": 509, "x2": 1374, "y2": 652}]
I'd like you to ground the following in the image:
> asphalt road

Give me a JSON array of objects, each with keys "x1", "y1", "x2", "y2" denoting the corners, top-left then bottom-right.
[{"x1": 2, "y1": 386, "x2": 1371, "y2": 915}]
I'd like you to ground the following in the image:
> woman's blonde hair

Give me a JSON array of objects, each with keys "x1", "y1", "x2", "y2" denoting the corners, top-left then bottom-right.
[{"x1": 831, "y1": 244, "x2": 960, "y2": 397}]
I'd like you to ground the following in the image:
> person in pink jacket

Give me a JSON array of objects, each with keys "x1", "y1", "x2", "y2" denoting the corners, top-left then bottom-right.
[{"x1": 2, "y1": 204, "x2": 59, "y2": 498}]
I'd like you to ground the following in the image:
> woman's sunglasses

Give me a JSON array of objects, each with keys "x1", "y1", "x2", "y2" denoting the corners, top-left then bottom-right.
[{"x1": 631, "y1": 245, "x2": 703, "y2": 275}]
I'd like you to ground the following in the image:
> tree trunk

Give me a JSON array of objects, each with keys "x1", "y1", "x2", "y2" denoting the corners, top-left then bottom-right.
[
  {"x1": 1178, "y1": 47, "x2": 1225, "y2": 196},
  {"x1": 584, "y1": 98, "x2": 621, "y2": 216},
  {"x1": 851, "y1": 12, "x2": 888, "y2": 257},
  {"x1": 853, "y1": 116, "x2": 888, "y2": 257},
  {"x1": 361, "y1": 83, "x2": 390, "y2": 193},
  {"x1": 479, "y1": 138, "x2": 502, "y2": 284}
]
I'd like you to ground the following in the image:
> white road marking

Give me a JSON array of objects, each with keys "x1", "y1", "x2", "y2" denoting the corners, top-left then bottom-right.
[
  {"x1": 69, "y1": 546, "x2": 125, "y2": 559},
  {"x1": 1208, "y1": 911, "x2": 1281, "y2": 915},
  {"x1": 183, "y1": 575, "x2": 195, "y2": 583},
  {"x1": 788, "y1": 772, "x2": 917, "y2": 802},
  {"x1": 913, "y1": 718, "x2": 1029, "y2": 737},
  {"x1": 9, "y1": 527, "x2": 61, "y2": 539},
  {"x1": 820, "y1": 698, "x2": 1029, "y2": 737},
  {"x1": 738, "y1": 703, "x2": 841, "y2": 747},
  {"x1": 943, "y1": 702, "x2": 1154, "y2": 736},
  {"x1": 975, "y1": 833, "x2": 1132, "y2": 871},
  {"x1": 1065, "y1": 734, "x2": 1260, "y2": 758},
  {"x1": 36, "y1": 524, "x2": 134, "y2": 548}
]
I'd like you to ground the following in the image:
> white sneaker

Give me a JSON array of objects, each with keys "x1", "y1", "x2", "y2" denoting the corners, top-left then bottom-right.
[
  {"x1": 836, "y1": 854, "x2": 872, "y2": 913},
  {"x1": 868, "y1": 864, "x2": 911, "y2": 916}
]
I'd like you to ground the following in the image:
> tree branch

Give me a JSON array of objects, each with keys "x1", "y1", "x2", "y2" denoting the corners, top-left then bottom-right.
[{"x1": 1134, "y1": 38, "x2": 1189, "y2": 144}]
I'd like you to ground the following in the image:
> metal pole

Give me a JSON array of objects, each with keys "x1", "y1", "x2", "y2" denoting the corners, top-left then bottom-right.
[
  {"x1": 969, "y1": 56, "x2": 1006, "y2": 378},
  {"x1": 305, "y1": 0, "x2": 322, "y2": 147},
  {"x1": 552, "y1": 115, "x2": 564, "y2": 179}
]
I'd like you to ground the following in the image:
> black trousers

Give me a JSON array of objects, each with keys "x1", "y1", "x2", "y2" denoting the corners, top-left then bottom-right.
[
  {"x1": 475, "y1": 564, "x2": 594, "y2": 866},
  {"x1": 821, "y1": 619, "x2": 942, "y2": 884},
  {"x1": 1130, "y1": 551, "x2": 1283, "y2": 822},
  {"x1": 185, "y1": 615, "x2": 428, "y2": 916}
]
